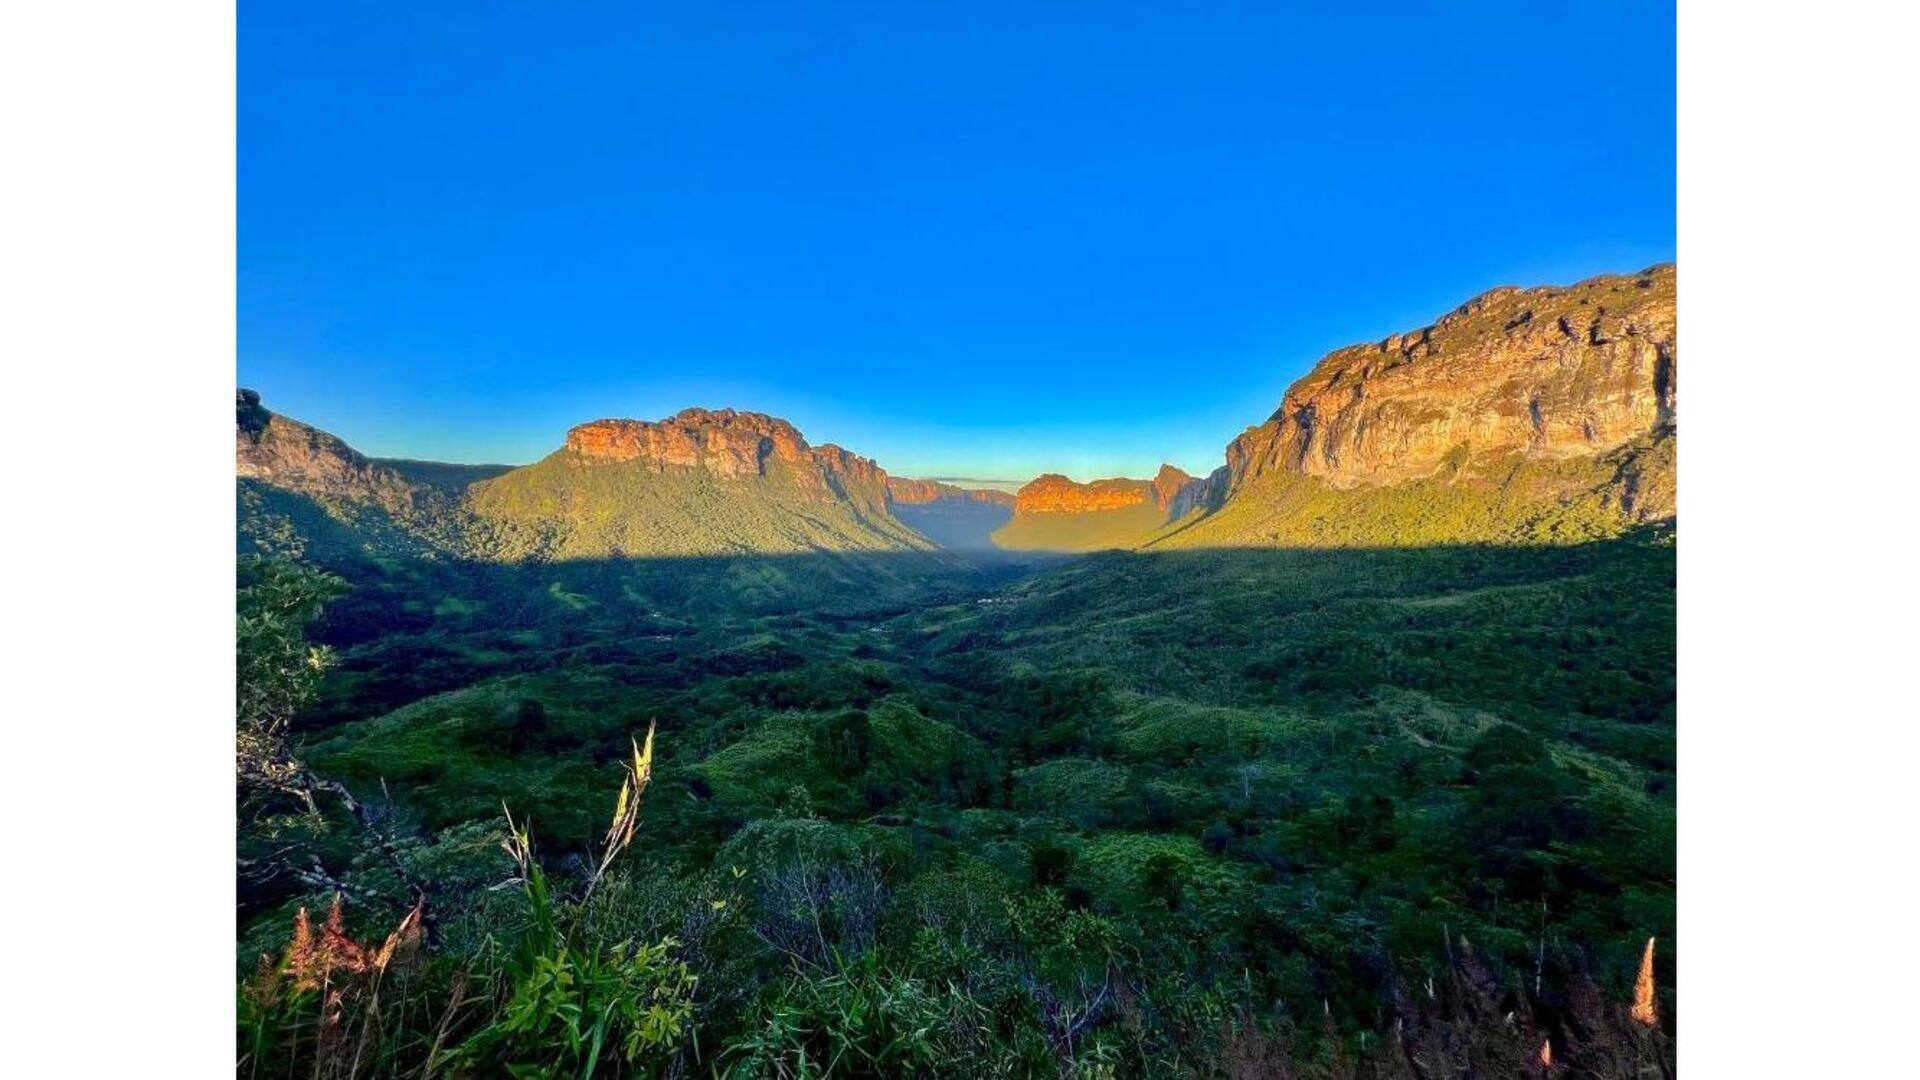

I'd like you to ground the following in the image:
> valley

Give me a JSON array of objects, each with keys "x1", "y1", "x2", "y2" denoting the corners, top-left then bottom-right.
[{"x1": 237, "y1": 267, "x2": 1676, "y2": 1077}]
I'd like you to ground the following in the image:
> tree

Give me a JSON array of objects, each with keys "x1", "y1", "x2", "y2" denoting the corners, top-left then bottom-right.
[{"x1": 235, "y1": 557, "x2": 350, "y2": 816}]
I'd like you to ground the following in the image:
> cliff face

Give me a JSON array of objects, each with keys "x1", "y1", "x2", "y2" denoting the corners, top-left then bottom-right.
[
  {"x1": 1011, "y1": 467, "x2": 1207, "y2": 516},
  {"x1": 989, "y1": 466, "x2": 1211, "y2": 552},
  {"x1": 239, "y1": 396, "x2": 935, "y2": 560},
  {"x1": 887, "y1": 477, "x2": 1017, "y2": 509},
  {"x1": 567, "y1": 409, "x2": 809, "y2": 475},
  {"x1": 1223, "y1": 266, "x2": 1675, "y2": 493},
  {"x1": 1015, "y1": 474, "x2": 1151, "y2": 514},
  {"x1": 885, "y1": 478, "x2": 1017, "y2": 551},
  {"x1": 235, "y1": 389, "x2": 419, "y2": 513},
  {"x1": 562, "y1": 409, "x2": 895, "y2": 517}
]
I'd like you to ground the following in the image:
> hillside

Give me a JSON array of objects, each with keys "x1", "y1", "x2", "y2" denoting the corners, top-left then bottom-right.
[
  {"x1": 992, "y1": 467, "x2": 1207, "y2": 552},
  {"x1": 237, "y1": 397, "x2": 942, "y2": 562},
  {"x1": 235, "y1": 270, "x2": 1677, "y2": 1076},
  {"x1": 466, "y1": 410, "x2": 933, "y2": 559},
  {"x1": 885, "y1": 477, "x2": 1016, "y2": 550},
  {"x1": 237, "y1": 389, "x2": 424, "y2": 515},
  {"x1": 1154, "y1": 265, "x2": 1677, "y2": 549}
]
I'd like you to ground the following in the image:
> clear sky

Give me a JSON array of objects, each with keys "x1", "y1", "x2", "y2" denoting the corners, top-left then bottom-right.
[{"x1": 240, "y1": 2, "x2": 1674, "y2": 480}]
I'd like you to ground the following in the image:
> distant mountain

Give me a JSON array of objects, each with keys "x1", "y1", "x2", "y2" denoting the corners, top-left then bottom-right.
[
  {"x1": 466, "y1": 410, "x2": 932, "y2": 559},
  {"x1": 237, "y1": 396, "x2": 937, "y2": 561},
  {"x1": 990, "y1": 466, "x2": 1208, "y2": 552},
  {"x1": 884, "y1": 477, "x2": 1016, "y2": 551},
  {"x1": 239, "y1": 265, "x2": 1676, "y2": 561},
  {"x1": 1152, "y1": 265, "x2": 1677, "y2": 548}
]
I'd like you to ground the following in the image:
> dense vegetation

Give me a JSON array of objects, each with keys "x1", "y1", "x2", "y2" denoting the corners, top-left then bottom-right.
[
  {"x1": 236, "y1": 489, "x2": 1675, "y2": 1075},
  {"x1": 465, "y1": 455, "x2": 931, "y2": 561},
  {"x1": 1147, "y1": 437, "x2": 1674, "y2": 553}
]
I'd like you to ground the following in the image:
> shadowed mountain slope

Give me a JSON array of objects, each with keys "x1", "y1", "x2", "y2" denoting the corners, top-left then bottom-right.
[
  {"x1": 238, "y1": 395, "x2": 941, "y2": 562},
  {"x1": 885, "y1": 477, "x2": 1017, "y2": 550}
]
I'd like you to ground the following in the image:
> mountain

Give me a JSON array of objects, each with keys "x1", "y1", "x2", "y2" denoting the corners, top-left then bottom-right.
[
  {"x1": 239, "y1": 266, "x2": 1676, "y2": 561},
  {"x1": 1152, "y1": 265, "x2": 1677, "y2": 548},
  {"x1": 236, "y1": 389, "x2": 421, "y2": 514},
  {"x1": 884, "y1": 477, "x2": 1016, "y2": 550},
  {"x1": 990, "y1": 466, "x2": 1207, "y2": 552},
  {"x1": 237, "y1": 396, "x2": 938, "y2": 561},
  {"x1": 465, "y1": 410, "x2": 933, "y2": 559}
]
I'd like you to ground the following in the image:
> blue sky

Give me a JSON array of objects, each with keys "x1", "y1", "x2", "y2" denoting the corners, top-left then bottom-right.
[{"x1": 240, "y1": 2, "x2": 1674, "y2": 480}]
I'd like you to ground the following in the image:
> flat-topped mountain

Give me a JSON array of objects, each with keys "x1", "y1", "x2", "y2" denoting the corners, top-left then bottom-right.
[
  {"x1": 469, "y1": 408, "x2": 922, "y2": 559},
  {"x1": 237, "y1": 396, "x2": 934, "y2": 561},
  {"x1": 883, "y1": 477, "x2": 1017, "y2": 550},
  {"x1": 238, "y1": 266, "x2": 1677, "y2": 561},
  {"x1": 885, "y1": 477, "x2": 1017, "y2": 509},
  {"x1": 563, "y1": 409, "x2": 884, "y2": 493},
  {"x1": 992, "y1": 466, "x2": 1209, "y2": 552}
]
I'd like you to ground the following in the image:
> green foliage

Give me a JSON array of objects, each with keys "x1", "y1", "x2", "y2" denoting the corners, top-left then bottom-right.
[
  {"x1": 236, "y1": 557, "x2": 346, "y2": 735},
  {"x1": 455, "y1": 819, "x2": 696, "y2": 1076},
  {"x1": 721, "y1": 953, "x2": 1006, "y2": 1078},
  {"x1": 1151, "y1": 437, "x2": 1671, "y2": 551},
  {"x1": 466, "y1": 454, "x2": 933, "y2": 560},
  {"x1": 238, "y1": 520, "x2": 1676, "y2": 1074},
  {"x1": 463, "y1": 929, "x2": 696, "y2": 1076}
]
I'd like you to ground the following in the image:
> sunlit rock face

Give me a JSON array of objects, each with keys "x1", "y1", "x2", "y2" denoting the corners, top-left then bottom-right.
[
  {"x1": 1223, "y1": 265, "x2": 1676, "y2": 492},
  {"x1": 566, "y1": 409, "x2": 813, "y2": 477},
  {"x1": 563, "y1": 408, "x2": 895, "y2": 512},
  {"x1": 235, "y1": 388, "x2": 419, "y2": 512},
  {"x1": 1015, "y1": 474, "x2": 1152, "y2": 514},
  {"x1": 1012, "y1": 467, "x2": 1210, "y2": 517}
]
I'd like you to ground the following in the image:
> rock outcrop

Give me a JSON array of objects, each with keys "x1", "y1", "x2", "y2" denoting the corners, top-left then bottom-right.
[
  {"x1": 886, "y1": 477, "x2": 1017, "y2": 510},
  {"x1": 235, "y1": 389, "x2": 419, "y2": 513},
  {"x1": 1222, "y1": 266, "x2": 1675, "y2": 493},
  {"x1": 562, "y1": 409, "x2": 895, "y2": 516},
  {"x1": 990, "y1": 466, "x2": 1212, "y2": 552},
  {"x1": 1015, "y1": 474, "x2": 1152, "y2": 514},
  {"x1": 886, "y1": 478, "x2": 1017, "y2": 551},
  {"x1": 239, "y1": 395, "x2": 934, "y2": 560},
  {"x1": 1012, "y1": 467, "x2": 1209, "y2": 517}
]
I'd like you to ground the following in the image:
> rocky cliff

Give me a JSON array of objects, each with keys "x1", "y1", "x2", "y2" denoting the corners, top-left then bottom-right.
[
  {"x1": 887, "y1": 477, "x2": 1017, "y2": 510},
  {"x1": 239, "y1": 396, "x2": 935, "y2": 560},
  {"x1": 1222, "y1": 266, "x2": 1675, "y2": 493},
  {"x1": 1152, "y1": 265, "x2": 1677, "y2": 549},
  {"x1": 568, "y1": 409, "x2": 805, "y2": 476},
  {"x1": 990, "y1": 466, "x2": 1212, "y2": 552},
  {"x1": 1011, "y1": 467, "x2": 1208, "y2": 517},
  {"x1": 556, "y1": 408, "x2": 898, "y2": 520},
  {"x1": 235, "y1": 389, "x2": 420, "y2": 514},
  {"x1": 885, "y1": 478, "x2": 1017, "y2": 550},
  {"x1": 1015, "y1": 474, "x2": 1153, "y2": 514}
]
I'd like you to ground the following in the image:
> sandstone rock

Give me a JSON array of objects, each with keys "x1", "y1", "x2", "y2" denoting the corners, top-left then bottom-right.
[
  {"x1": 886, "y1": 476, "x2": 1017, "y2": 509},
  {"x1": 235, "y1": 388, "x2": 418, "y2": 513},
  {"x1": 566, "y1": 408, "x2": 812, "y2": 477},
  {"x1": 1008, "y1": 465, "x2": 1213, "y2": 521},
  {"x1": 1015, "y1": 474, "x2": 1154, "y2": 514},
  {"x1": 1222, "y1": 265, "x2": 1675, "y2": 493},
  {"x1": 886, "y1": 477, "x2": 1017, "y2": 550}
]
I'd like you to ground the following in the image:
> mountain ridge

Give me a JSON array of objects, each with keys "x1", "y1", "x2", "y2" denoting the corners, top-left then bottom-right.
[{"x1": 238, "y1": 265, "x2": 1676, "y2": 559}]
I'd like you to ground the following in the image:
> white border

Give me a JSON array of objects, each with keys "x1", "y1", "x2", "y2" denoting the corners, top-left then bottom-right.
[
  {"x1": 1679, "y1": 0, "x2": 1920, "y2": 1073},
  {"x1": 4, "y1": 2, "x2": 1919, "y2": 1073},
  {"x1": 2, "y1": 1, "x2": 235, "y2": 1072}
]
